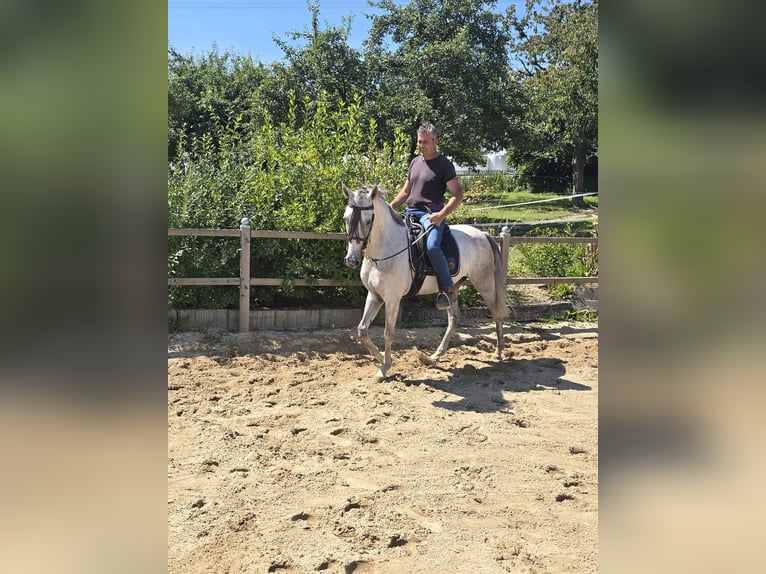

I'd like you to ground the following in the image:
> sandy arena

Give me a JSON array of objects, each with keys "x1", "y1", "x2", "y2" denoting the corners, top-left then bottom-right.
[{"x1": 168, "y1": 319, "x2": 598, "y2": 573}]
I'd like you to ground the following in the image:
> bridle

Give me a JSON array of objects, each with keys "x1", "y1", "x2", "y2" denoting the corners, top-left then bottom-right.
[{"x1": 345, "y1": 204, "x2": 375, "y2": 248}]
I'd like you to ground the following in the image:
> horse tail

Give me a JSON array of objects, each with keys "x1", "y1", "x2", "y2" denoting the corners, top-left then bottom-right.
[{"x1": 485, "y1": 233, "x2": 509, "y2": 322}]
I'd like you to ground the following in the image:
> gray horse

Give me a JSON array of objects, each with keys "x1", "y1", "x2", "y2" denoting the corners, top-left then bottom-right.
[{"x1": 343, "y1": 184, "x2": 508, "y2": 381}]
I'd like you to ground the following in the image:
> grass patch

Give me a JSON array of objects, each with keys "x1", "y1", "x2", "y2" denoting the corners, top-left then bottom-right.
[
  {"x1": 456, "y1": 188, "x2": 598, "y2": 224},
  {"x1": 565, "y1": 308, "x2": 598, "y2": 322}
]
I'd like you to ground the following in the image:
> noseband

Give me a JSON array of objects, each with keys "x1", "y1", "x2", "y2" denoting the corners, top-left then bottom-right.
[{"x1": 345, "y1": 204, "x2": 375, "y2": 246}]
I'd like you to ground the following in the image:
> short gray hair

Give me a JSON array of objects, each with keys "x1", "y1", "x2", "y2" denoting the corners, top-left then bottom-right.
[{"x1": 418, "y1": 122, "x2": 438, "y2": 140}]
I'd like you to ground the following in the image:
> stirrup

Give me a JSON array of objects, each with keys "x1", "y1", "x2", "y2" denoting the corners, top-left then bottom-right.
[{"x1": 435, "y1": 290, "x2": 452, "y2": 310}]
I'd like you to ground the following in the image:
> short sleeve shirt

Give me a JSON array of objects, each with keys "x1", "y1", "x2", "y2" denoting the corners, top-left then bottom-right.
[{"x1": 406, "y1": 154, "x2": 457, "y2": 207}]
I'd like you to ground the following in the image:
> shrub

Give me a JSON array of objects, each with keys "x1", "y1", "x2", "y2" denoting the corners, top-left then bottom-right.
[
  {"x1": 516, "y1": 225, "x2": 598, "y2": 299},
  {"x1": 459, "y1": 173, "x2": 514, "y2": 204},
  {"x1": 168, "y1": 92, "x2": 409, "y2": 309}
]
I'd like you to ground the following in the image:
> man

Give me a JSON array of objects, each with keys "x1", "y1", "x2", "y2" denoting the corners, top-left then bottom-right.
[{"x1": 389, "y1": 123, "x2": 464, "y2": 310}]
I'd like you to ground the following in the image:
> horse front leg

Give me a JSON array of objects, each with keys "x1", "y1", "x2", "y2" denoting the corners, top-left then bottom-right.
[
  {"x1": 358, "y1": 291, "x2": 384, "y2": 365},
  {"x1": 430, "y1": 297, "x2": 459, "y2": 361},
  {"x1": 374, "y1": 297, "x2": 402, "y2": 382}
]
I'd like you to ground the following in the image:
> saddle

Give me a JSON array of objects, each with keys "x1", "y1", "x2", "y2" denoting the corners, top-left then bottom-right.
[{"x1": 402, "y1": 214, "x2": 460, "y2": 298}]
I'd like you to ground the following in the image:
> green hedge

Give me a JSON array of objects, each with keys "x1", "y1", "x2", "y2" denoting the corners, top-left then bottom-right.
[{"x1": 168, "y1": 93, "x2": 408, "y2": 309}]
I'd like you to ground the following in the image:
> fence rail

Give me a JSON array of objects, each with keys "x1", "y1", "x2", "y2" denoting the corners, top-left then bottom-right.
[{"x1": 168, "y1": 220, "x2": 598, "y2": 332}]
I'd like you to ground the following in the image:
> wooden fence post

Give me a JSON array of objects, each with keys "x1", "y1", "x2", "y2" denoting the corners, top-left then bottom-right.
[
  {"x1": 239, "y1": 217, "x2": 251, "y2": 332},
  {"x1": 499, "y1": 225, "x2": 511, "y2": 284}
]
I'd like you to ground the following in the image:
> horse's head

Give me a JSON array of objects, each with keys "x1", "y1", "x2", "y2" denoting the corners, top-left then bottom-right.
[{"x1": 342, "y1": 184, "x2": 379, "y2": 268}]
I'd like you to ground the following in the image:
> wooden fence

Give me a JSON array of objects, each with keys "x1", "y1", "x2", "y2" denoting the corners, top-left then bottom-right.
[{"x1": 168, "y1": 219, "x2": 598, "y2": 332}]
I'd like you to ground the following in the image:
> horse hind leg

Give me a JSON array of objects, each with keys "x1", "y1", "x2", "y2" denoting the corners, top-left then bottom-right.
[
  {"x1": 481, "y1": 286, "x2": 506, "y2": 360},
  {"x1": 430, "y1": 287, "x2": 460, "y2": 361},
  {"x1": 472, "y1": 277, "x2": 507, "y2": 360},
  {"x1": 493, "y1": 316, "x2": 505, "y2": 360}
]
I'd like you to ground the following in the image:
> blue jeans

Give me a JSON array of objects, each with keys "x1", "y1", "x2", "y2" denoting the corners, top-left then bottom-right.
[{"x1": 406, "y1": 206, "x2": 454, "y2": 291}]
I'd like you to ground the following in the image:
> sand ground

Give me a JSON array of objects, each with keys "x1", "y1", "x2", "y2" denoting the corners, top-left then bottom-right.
[{"x1": 168, "y1": 318, "x2": 598, "y2": 573}]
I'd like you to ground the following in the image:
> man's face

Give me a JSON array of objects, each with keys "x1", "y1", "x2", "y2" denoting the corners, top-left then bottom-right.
[{"x1": 416, "y1": 132, "x2": 438, "y2": 158}]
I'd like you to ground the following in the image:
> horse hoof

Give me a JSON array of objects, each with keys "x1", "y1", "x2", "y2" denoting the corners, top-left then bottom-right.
[
  {"x1": 415, "y1": 351, "x2": 434, "y2": 366},
  {"x1": 372, "y1": 370, "x2": 387, "y2": 383},
  {"x1": 428, "y1": 352, "x2": 442, "y2": 362}
]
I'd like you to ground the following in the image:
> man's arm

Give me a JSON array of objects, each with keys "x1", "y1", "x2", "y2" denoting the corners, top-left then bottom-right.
[
  {"x1": 429, "y1": 178, "x2": 463, "y2": 225},
  {"x1": 389, "y1": 180, "x2": 411, "y2": 210}
]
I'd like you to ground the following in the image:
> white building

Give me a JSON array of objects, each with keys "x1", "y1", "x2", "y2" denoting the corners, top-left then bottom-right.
[{"x1": 453, "y1": 150, "x2": 514, "y2": 174}]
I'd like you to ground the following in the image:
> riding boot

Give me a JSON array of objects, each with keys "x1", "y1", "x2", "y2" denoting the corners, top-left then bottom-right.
[{"x1": 436, "y1": 286, "x2": 456, "y2": 311}]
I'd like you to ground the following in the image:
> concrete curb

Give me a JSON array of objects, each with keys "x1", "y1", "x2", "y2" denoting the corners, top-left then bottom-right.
[{"x1": 169, "y1": 300, "x2": 588, "y2": 332}]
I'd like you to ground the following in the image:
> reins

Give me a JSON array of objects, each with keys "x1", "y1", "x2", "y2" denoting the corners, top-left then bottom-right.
[{"x1": 345, "y1": 202, "x2": 432, "y2": 264}]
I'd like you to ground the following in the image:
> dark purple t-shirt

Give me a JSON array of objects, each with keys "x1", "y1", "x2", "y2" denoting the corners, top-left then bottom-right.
[{"x1": 406, "y1": 154, "x2": 457, "y2": 207}]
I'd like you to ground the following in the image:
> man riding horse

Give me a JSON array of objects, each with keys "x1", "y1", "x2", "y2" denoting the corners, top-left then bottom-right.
[{"x1": 388, "y1": 122, "x2": 464, "y2": 310}]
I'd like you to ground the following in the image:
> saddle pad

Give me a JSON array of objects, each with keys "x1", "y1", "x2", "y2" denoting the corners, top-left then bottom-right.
[{"x1": 403, "y1": 217, "x2": 461, "y2": 298}]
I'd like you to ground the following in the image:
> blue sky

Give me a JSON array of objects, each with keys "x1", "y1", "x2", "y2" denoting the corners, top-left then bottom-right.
[{"x1": 168, "y1": 0, "x2": 525, "y2": 64}]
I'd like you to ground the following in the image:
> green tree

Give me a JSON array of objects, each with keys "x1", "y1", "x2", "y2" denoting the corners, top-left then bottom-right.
[
  {"x1": 507, "y1": 0, "x2": 598, "y2": 206},
  {"x1": 275, "y1": 1, "x2": 366, "y2": 103},
  {"x1": 257, "y1": 1, "x2": 368, "y2": 129},
  {"x1": 168, "y1": 47, "x2": 269, "y2": 161},
  {"x1": 366, "y1": 0, "x2": 520, "y2": 165}
]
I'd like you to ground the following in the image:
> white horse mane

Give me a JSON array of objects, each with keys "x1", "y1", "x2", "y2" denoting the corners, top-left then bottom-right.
[{"x1": 357, "y1": 184, "x2": 404, "y2": 227}]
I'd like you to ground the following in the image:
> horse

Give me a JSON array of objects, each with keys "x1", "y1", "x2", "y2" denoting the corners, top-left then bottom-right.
[{"x1": 342, "y1": 183, "x2": 508, "y2": 381}]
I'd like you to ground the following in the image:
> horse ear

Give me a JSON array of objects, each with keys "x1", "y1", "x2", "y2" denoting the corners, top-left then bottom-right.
[
  {"x1": 342, "y1": 184, "x2": 351, "y2": 199},
  {"x1": 370, "y1": 184, "x2": 378, "y2": 199}
]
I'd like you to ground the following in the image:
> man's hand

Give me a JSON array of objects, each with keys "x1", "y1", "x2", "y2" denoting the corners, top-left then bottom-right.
[{"x1": 429, "y1": 211, "x2": 447, "y2": 225}]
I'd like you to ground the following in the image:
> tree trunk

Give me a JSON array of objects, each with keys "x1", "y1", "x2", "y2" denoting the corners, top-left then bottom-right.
[{"x1": 571, "y1": 142, "x2": 586, "y2": 208}]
